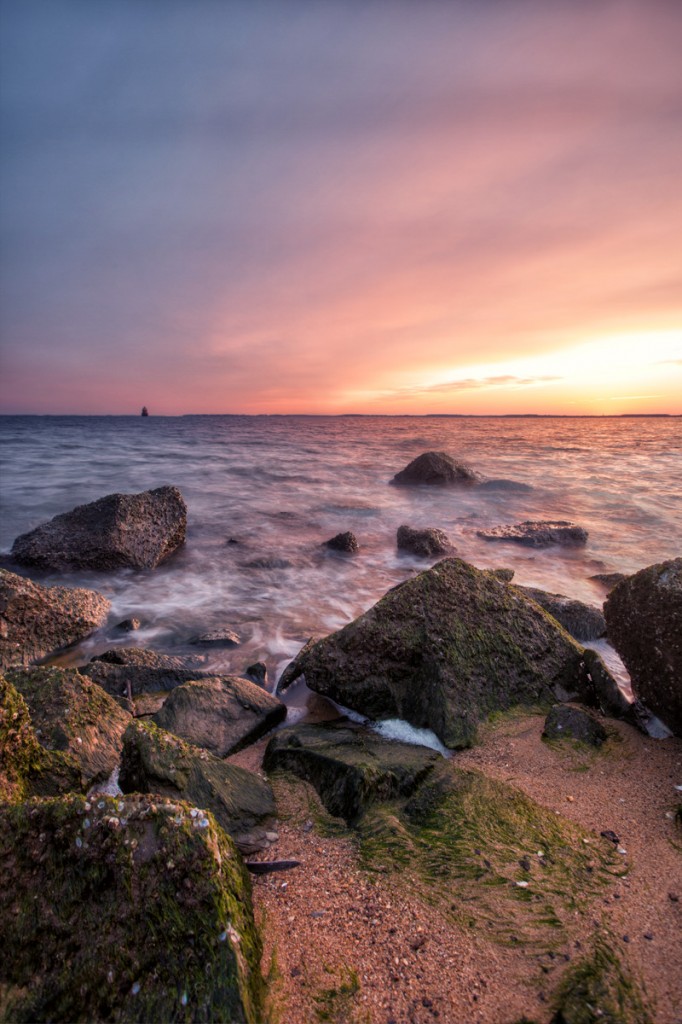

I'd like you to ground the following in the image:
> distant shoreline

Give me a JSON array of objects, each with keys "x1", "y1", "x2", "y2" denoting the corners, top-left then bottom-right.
[{"x1": 0, "y1": 412, "x2": 678, "y2": 419}]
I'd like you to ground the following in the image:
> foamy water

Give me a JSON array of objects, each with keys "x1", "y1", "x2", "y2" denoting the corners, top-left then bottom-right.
[{"x1": 1, "y1": 415, "x2": 680, "y2": 699}]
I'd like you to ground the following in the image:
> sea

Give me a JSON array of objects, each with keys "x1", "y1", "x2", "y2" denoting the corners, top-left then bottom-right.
[{"x1": 1, "y1": 415, "x2": 680, "y2": 712}]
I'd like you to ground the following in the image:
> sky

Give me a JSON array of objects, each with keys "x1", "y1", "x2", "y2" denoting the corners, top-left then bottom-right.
[{"x1": 1, "y1": 0, "x2": 681, "y2": 416}]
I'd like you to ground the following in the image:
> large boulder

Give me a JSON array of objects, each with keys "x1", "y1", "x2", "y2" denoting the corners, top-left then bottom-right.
[
  {"x1": 604, "y1": 558, "x2": 682, "y2": 736},
  {"x1": 283, "y1": 558, "x2": 619, "y2": 749},
  {"x1": 517, "y1": 586, "x2": 606, "y2": 642},
  {"x1": 391, "y1": 451, "x2": 479, "y2": 486},
  {"x1": 396, "y1": 525, "x2": 453, "y2": 558},
  {"x1": 0, "y1": 674, "x2": 82, "y2": 802},
  {"x1": 8, "y1": 666, "x2": 130, "y2": 786},
  {"x1": 263, "y1": 722, "x2": 440, "y2": 822},
  {"x1": 0, "y1": 569, "x2": 110, "y2": 671},
  {"x1": 477, "y1": 520, "x2": 588, "y2": 547},
  {"x1": 119, "y1": 720, "x2": 276, "y2": 853},
  {"x1": 82, "y1": 647, "x2": 209, "y2": 707},
  {"x1": 0, "y1": 794, "x2": 263, "y2": 1023},
  {"x1": 10, "y1": 485, "x2": 186, "y2": 571},
  {"x1": 152, "y1": 676, "x2": 286, "y2": 757}
]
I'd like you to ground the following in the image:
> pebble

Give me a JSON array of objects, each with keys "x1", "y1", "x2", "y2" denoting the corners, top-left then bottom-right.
[{"x1": 643, "y1": 933, "x2": 654, "y2": 941}]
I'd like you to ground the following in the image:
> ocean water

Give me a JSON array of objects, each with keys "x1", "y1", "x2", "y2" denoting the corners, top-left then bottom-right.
[{"x1": 1, "y1": 415, "x2": 680, "y2": 700}]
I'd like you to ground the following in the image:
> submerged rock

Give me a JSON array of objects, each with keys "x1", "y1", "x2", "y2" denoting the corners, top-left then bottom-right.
[
  {"x1": 82, "y1": 647, "x2": 209, "y2": 702},
  {"x1": 478, "y1": 478, "x2": 533, "y2": 492},
  {"x1": 604, "y1": 558, "x2": 682, "y2": 736},
  {"x1": 396, "y1": 525, "x2": 454, "y2": 558},
  {"x1": 517, "y1": 586, "x2": 606, "y2": 641},
  {"x1": 190, "y1": 628, "x2": 241, "y2": 647},
  {"x1": 152, "y1": 675, "x2": 286, "y2": 757},
  {"x1": 241, "y1": 556, "x2": 295, "y2": 570},
  {"x1": 286, "y1": 558, "x2": 615, "y2": 749},
  {"x1": 8, "y1": 666, "x2": 130, "y2": 786},
  {"x1": 391, "y1": 451, "x2": 479, "y2": 486},
  {"x1": 119, "y1": 720, "x2": 276, "y2": 853},
  {"x1": 0, "y1": 569, "x2": 110, "y2": 671},
  {"x1": 543, "y1": 704, "x2": 608, "y2": 747},
  {"x1": 0, "y1": 674, "x2": 82, "y2": 802},
  {"x1": 477, "y1": 520, "x2": 588, "y2": 547},
  {"x1": 263, "y1": 722, "x2": 439, "y2": 822},
  {"x1": 10, "y1": 485, "x2": 187, "y2": 571},
  {"x1": 0, "y1": 794, "x2": 264, "y2": 1023},
  {"x1": 323, "y1": 531, "x2": 359, "y2": 554}
]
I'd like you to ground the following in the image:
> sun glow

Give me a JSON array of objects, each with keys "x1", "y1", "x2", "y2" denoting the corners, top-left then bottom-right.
[{"x1": 369, "y1": 330, "x2": 682, "y2": 414}]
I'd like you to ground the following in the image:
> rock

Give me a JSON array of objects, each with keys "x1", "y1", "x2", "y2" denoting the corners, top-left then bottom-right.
[
  {"x1": 487, "y1": 568, "x2": 515, "y2": 583},
  {"x1": 542, "y1": 705, "x2": 608, "y2": 747},
  {"x1": 477, "y1": 520, "x2": 588, "y2": 547},
  {"x1": 604, "y1": 558, "x2": 682, "y2": 736},
  {"x1": 8, "y1": 666, "x2": 130, "y2": 785},
  {"x1": 82, "y1": 648, "x2": 209, "y2": 702},
  {"x1": 517, "y1": 587, "x2": 606, "y2": 641},
  {"x1": 115, "y1": 617, "x2": 141, "y2": 632},
  {"x1": 0, "y1": 569, "x2": 110, "y2": 671},
  {"x1": 396, "y1": 525, "x2": 453, "y2": 558},
  {"x1": 152, "y1": 676, "x2": 286, "y2": 757},
  {"x1": 478, "y1": 479, "x2": 533, "y2": 492},
  {"x1": 391, "y1": 451, "x2": 479, "y2": 487},
  {"x1": 287, "y1": 558, "x2": 619, "y2": 749},
  {"x1": 245, "y1": 661, "x2": 267, "y2": 685},
  {"x1": 10, "y1": 485, "x2": 187, "y2": 571},
  {"x1": 190, "y1": 628, "x2": 241, "y2": 647},
  {"x1": 263, "y1": 722, "x2": 440, "y2": 822},
  {"x1": 0, "y1": 793, "x2": 264, "y2": 1023},
  {"x1": 276, "y1": 637, "x2": 318, "y2": 693},
  {"x1": 589, "y1": 572, "x2": 627, "y2": 591},
  {"x1": 119, "y1": 719, "x2": 276, "y2": 853},
  {"x1": 0, "y1": 674, "x2": 82, "y2": 802},
  {"x1": 323, "y1": 532, "x2": 359, "y2": 554}
]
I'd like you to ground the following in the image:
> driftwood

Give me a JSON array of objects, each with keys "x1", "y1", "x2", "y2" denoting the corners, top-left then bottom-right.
[{"x1": 244, "y1": 859, "x2": 301, "y2": 875}]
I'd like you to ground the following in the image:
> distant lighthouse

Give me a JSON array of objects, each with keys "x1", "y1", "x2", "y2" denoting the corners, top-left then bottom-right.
[{"x1": 141, "y1": 406, "x2": 149, "y2": 417}]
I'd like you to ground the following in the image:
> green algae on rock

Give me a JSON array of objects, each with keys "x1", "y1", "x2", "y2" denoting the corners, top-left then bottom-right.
[
  {"x1": 263, "y1": 722, "x2": 440, "y2": 823},
  {"x1": 358, "y1": 761, "x2": 622, "y2": 949},
  {"x1": 8, "y1": 666, "x2": 130, "y2": 786},
  {"x1": 550, "y1": 933, "x2": 653, "y2": 1023},
  {"x1": 153, "y1": 675, "x2": 286, "y2": 757},
  {"x1": 120, "y1": 720, "x2": 276, "y2": 854},
  {"x1": 0, "y1": 569, "x2": 110, "y2": 671},
  {"x1": 0, "y1": 674, "x2": 83, "y2": 803},
  {"x1": 0, "y1": 793, "x2": 264, "y2": 1023},
  {"x1": 284, "y1": 558, "x2": 621, "y2": 749}
]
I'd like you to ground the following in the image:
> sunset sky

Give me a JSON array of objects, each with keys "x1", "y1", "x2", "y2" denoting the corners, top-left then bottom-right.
[{"x1": 1, "y1": 0, "x2": 681, "y2": 416}]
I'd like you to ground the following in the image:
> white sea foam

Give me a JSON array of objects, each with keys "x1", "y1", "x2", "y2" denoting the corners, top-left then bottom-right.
[{"x1": 371, "y1": 719, "x2": 450, "y2": 756}]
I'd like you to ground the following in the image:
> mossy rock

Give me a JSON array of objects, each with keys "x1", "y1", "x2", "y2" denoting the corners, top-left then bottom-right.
[
  {"x1": 287, "y1": 558, "x2": 620, "y2": 749},
  {"x1": 359, "y1": 761, "x2": 622, "y2": 947},
  {"x1": 0, "y1": 674, "x2": 83, "y2": 802},
  {"x1": 542, "y1": 705, "x2": 608, "y2": 748},
  {"x1": 550, "y1": 934, "x2": 653, "y2": 1023},
  {"x1": 0, "y1": 793, "x2": 263, "y2": 1022},
  {"x1": 0, "y1": 569, "x2": 110, "y2": 671},
  {"x1": 263, "y1": 722, "x2": 440, "y2": 823},
  {"x1": 120, "y1": 720, "x2": 276, "y2": 854},
  {"x1": 8, "y1": 666, "x2": 130, "y2": 786},
  {"x1": 153, "y1": 675, "x2": 286, "y2": 757}
]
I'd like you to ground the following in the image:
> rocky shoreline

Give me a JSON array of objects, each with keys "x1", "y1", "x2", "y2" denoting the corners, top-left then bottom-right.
[{"x1": 1, "y1": 467, "x2": 680, "y2": 1023}]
